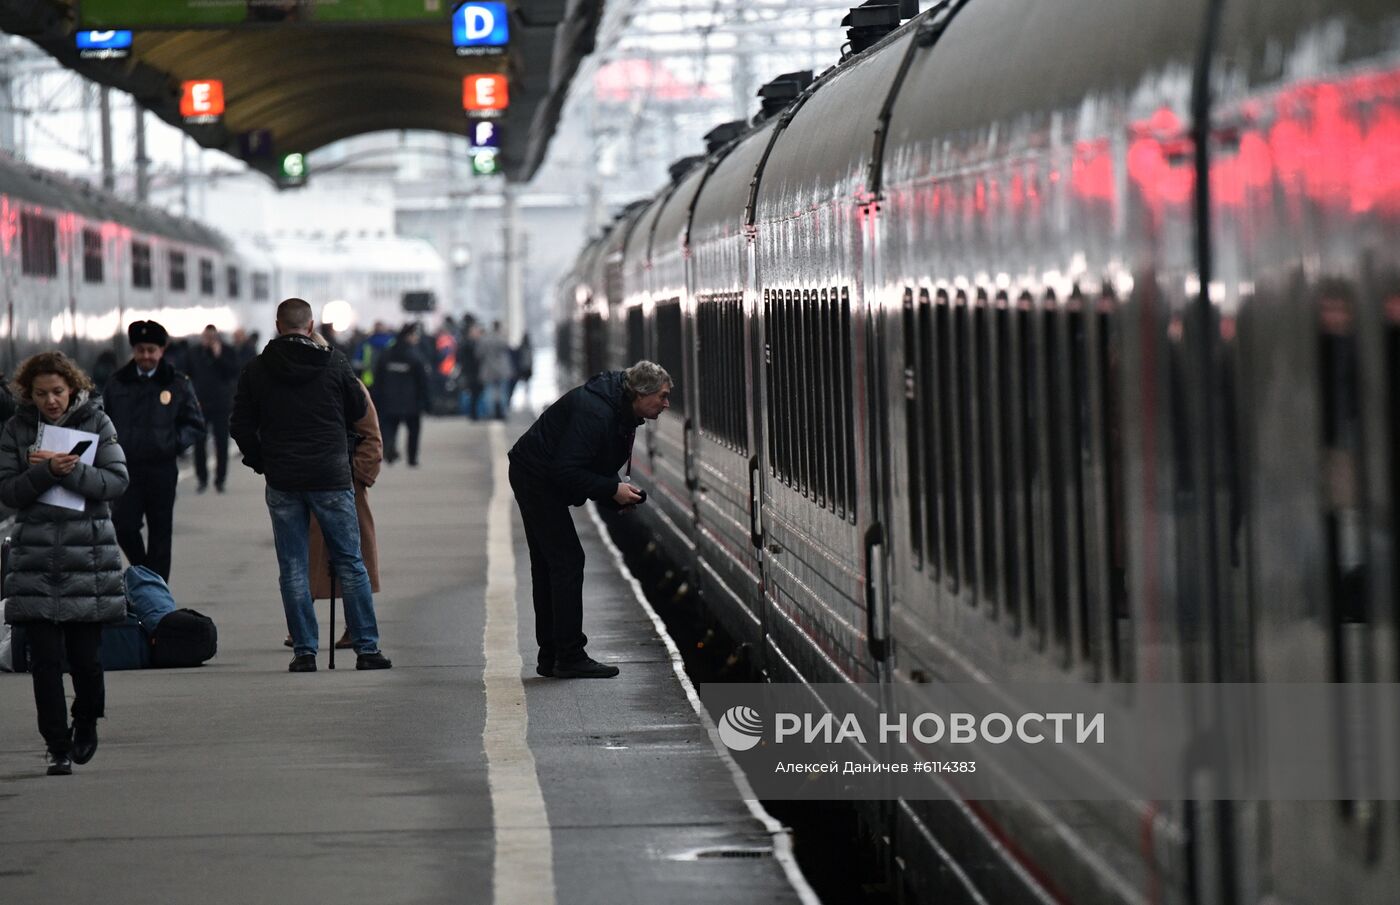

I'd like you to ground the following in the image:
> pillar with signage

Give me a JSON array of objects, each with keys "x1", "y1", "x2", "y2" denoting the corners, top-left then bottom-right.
[{"x1": 464, "y1": 75, "x2": 508, "y2": 176}]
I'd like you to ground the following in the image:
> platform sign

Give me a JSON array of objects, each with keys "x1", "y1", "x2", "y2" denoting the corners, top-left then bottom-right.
[
  {"x1": 453, "y1": 2, "x2": 508, "y2": 57},
  {"x1": 180, "y1": 80, "x2": 225, "y2": 124},
  {"x1": 468, "y1": 119, "x2": 500, "y2": 150},
  {"x1": 463, "y1": 74, "x2": 508, "y2": 118},
  {"x1": 278, "y1": 153, "x2": 308, "y2": 188},
  {"x1": 79, "y1": 1, "x2": 452, "y2": 29},
  {"x1": 471, "y1": 148, "x2": 500, "y2": 176},
  {"x1": 75, "y1": 30, "x2": 133, "y2": 60}
]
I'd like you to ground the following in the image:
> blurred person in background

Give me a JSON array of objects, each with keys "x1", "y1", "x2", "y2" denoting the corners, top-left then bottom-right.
[
  {"x1": 187, "y1": 325, "x2": 240, "y2": 493},
  {"x1": 475, "y1": 321, "x2": 514, "y2": 420},
  {"x1": 372, "y1": 323, "x2": 431, "y2": 467}
]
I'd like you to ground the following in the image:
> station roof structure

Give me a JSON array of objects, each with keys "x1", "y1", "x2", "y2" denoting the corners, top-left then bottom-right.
[{"x1": 0, "y1": 0, "x2": 603, "y2": 183}]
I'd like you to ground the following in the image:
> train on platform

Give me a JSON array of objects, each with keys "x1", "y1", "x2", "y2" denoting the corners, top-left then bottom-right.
[
  {"x1": 0, "y1": 154, "x2": 447, "y2": 380},
  {"x1": 555, "y1": 0, "x2": 1400, "y2": 903}
]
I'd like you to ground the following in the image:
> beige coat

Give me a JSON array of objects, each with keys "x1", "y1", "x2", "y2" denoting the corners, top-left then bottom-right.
[{"x1": 309, "y1": 382, "x2": 382, "y2": 598}]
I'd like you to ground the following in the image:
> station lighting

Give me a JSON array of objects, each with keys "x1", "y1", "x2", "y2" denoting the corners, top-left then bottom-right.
[
  {"x1": 463, "y1": 74, "x2": 508, "y2": 117},
  {"x1": 278, "y1": 153, "x2": 308, "y2": 188},
  {"x1": 471, "y1": 148, "x2": 500, "y2": 176},
  {"x1": 180, "y1": 80, "x2": 224, "y2": 124},
  {"x1": 453, "y1": 2, "x2": 509, "y2": 57}
]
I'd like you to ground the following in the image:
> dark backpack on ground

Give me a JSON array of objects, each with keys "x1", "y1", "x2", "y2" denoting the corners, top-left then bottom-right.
[{"x1": 150, "y1": 609, "x2": 217, "y2": 668}]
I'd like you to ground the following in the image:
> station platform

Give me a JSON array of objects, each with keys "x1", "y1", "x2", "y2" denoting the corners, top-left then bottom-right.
[{"x1": 0, "y1": 418, "x2": 815, "y2": 905}]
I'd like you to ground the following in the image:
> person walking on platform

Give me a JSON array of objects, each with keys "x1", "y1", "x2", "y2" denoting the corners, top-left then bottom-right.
[
  {"x1": 104, "y1": 321, "x2": 205, "y2": 582},
  {"x1": 508, "y1": 360, "x2": 672, "y2": 679},
  {"x1": 187, "y1": 325, "x2": 240, "y2": 493},
  {"x1": 476, "y1": 321, "x2": 514, "y2": 420},
  {"x1": 231, "y1": 298, "x2": 392, "y2": 673},
  {"x1": 372, "y1": 323, "x2": 431, "y2": 466},
  {"x1": 0, "y1": 352, "x2": 129, "y2": 775}
]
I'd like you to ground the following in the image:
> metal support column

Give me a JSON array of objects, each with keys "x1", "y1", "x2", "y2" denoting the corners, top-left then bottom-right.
[
  {"x1": 502, "y1": 183, "x2": 524, "y2": 344},
  {"x1": 99, "y1": 87, "x2": 114, "y2": 191},
  {"x1": 134, "y1": 106, "x2": 149, "y2": 202}
]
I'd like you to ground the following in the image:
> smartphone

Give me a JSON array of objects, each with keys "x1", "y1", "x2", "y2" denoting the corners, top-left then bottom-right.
[{"x1": 68, "y1": 440, "x2": 92, "y2": 456}]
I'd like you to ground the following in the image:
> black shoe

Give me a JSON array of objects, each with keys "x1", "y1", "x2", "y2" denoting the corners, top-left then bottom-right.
[
  {"x1": 356, "y1": 651, "x2": 393, "y2": 670},
  {"x1": 553, "y1": 656, "x2": 619, "y2": 679},
  {"x1": 46, "y1": 751, "x2": 73, "y2": 775},
  {"x1": 215, "y1": 482, "x2": 226, "y2": 494},
  {"x1": 536, "y1": 663, "x2": 554, "y2": 678},
  {"x1": 283, "y1": 635, "x2": 294, "y2": 648},
  {"x1": 196, "y1": 482, "x2": 208, "y2": 494},
  {"x1": 289, "y1": 653, "x2": 317, "y2": 672},
  {"x1": 71, "y1": 722, "x2": 98, "y2": 765}
]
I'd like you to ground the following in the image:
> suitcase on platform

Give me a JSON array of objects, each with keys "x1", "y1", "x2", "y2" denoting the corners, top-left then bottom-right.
[{"x1": 149, "y1": 608, "x2": 217, "y2": 668}]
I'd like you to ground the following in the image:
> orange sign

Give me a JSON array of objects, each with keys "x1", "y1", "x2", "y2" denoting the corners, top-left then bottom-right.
[
  {"x1": 180, "y1": 80, "x2": 225, "y2": 119},
  {"x1": 463, "y1": 74, "x2": 508, "y2": 112}
]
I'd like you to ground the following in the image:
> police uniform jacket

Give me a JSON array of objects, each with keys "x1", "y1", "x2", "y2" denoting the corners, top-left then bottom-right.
[
  {"x1": 0, "y1": 396, "x2": 130, "y2": 624},
  {"x1": 103, "y1": 359, "x2": 205, "y2": 465},
  {"x1": 508, "y1": 370, "x2": 639, "y2": 507}
]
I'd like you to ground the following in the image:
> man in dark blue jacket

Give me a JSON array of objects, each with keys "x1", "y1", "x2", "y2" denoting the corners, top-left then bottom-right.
[
  {"x1": 104, "y1": 320, "x2": 205, "y2": 581},
  {"x1": 508, "y1": 361, "x2": 672, "y2": 679},
  {"x1": 230, "y1": 298, "x2": 392, "y2": 673},
  {"x1": 187, "y1": 325, "x2": 240, "y2": 493}
]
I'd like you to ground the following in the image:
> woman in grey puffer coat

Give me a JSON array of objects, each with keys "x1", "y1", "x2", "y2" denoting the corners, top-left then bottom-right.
[{"x1": 0, "y1": 351, "x2": 129, "y2": 776}]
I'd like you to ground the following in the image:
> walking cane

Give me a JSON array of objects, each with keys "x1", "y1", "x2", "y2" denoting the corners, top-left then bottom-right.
[{"x1": 328, "y1": 560, "x2": 337, "y2": 670}]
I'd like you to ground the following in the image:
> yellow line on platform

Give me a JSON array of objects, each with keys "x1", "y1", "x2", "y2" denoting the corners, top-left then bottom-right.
[{"x1": 484, "y1": 423, "x2": 556, "y2": 905}]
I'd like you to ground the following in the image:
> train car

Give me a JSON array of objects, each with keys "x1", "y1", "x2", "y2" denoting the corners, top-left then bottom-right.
[
  {"x1": 0, "y1": 155, "x2": 256, "y2": 377},
  {"x1": 560, "y1": 0, "x2": 1399, "y2": 902},
  {"x1": 269, "y1": 234, "x2": 449, "y2": 333}
]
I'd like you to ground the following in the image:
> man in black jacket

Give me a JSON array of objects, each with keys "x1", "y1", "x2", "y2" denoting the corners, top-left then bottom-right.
[
  {"x1": 187, "y1": 325, "x2": 240, "y2": 493},
  {"x1": 230, "y1": 298, "x2": 392, "y2": 673},
  {"x1": 372, "y1": 322, "x2": 431, "y2": 466},
  {"x1": 104, "y1": 320, "x2": 205, "y2": 581},
  {"x1": 508, "y1": 361, "x2": 672, "y2": 679}
]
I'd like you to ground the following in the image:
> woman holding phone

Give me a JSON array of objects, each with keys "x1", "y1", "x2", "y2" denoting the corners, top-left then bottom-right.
[{"x1": 0, "y1": 351, "x2": 129, "y2": 775}]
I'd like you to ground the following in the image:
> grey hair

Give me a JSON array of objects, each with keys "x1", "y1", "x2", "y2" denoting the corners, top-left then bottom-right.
[{"x1": 623, "y1": 360, "x2": 672, "y2": 397}]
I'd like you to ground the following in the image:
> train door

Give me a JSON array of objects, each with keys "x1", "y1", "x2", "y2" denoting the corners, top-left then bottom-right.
[{"x1": 745, "y1": 238, "x2": 770, "y2": 676}]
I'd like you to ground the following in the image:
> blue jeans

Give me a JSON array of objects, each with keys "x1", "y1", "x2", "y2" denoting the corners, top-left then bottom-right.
[{"x1": 266, "y1": 487, "x2": 381, "y2": 657}]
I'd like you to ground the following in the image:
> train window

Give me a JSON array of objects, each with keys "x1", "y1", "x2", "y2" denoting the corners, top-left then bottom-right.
[
  {"x1": 252, "y1": 272, "x2": 270, "y2": 301},
  {"x1": 764, "y1": 291, "x2": 777, "y2": 474},
  {"x1": 1018, "y1": 291, "x2": 1038, "y2": 633},
  {"x1": 807, "y1": 290, "x2": 826, "y2": 509},
  {"x1": 936, "y1": 289, "x2": 958, "y2": 588},
  {"x1": 1098, "y1": 292, "x2": 1130, "y2": 680},
  {"x1": 916, "y1": 289, "x2": 940, "y2": 580},
  {"x1": 168, "y1": 250, "x2": 187, "y2": 293},
  {"x1": 955, "y1": 290, "x2": 976, "y2": 600},
  {"x1": 1388, "y1": 296, "x2": 1399, "y2": 686},
  {"x1": 976, "y1": 289, "x2": 998, "y2": 611},
  {"x1": 131, "y1": 241, "x2": 152, "y2": 289},
  {"x1": 82, "y1": 229, "x2": 103, "y2": 284},
  {"x1": 840, "y1": 287, "x2": 856, "y2": 522},
  {"x1": 1044, "y1": 292, "x2": 1071, "y2": 661},
  {"x1": 199, "y1": 259, "x2": 215, "y2": 296},
  {"x1": 655, "y1": 299, "x2": 685, "y2": 415},
  {"x1": 902, "y1": 289, "x2": 924, "y2": 570},
  {"x1": 583, "y1": 310, "x2": 606, "y2": 376},
  {"x1": 781, "y1": 290, "x2": 794, "y2": 485},
  {"x1": 1067, "y1": 291, "x2": 1092, "y2": 665},
  {"x1": 227, "y1": 265, "x2": 240, "y2": 299},
  {"x1": 20, "y1": 211, "x2": 57, "y2": 277},
  {"x1": 626, "y1": 307, "x2": 645, "y2": 365},
  {"x1": 822, "y1": 289, "x2": 839, "y2": 513},
  {"x1": 698, "y1": 293, "x2": 748, "y2": 453},
  {"x1": 996, "y1": 293, "x2": 1019, "y2": 627}
]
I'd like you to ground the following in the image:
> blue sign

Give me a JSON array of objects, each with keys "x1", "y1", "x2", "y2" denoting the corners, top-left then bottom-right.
[
  {"x1": 453, "y1": 2, "x2": 508, "y2": 56},
  {"x1": 468, "y1": 119, "x2": 500, "y2": 150},
  {"x1": 76, "y1": 30, "x2": 133, "y2": 59}
]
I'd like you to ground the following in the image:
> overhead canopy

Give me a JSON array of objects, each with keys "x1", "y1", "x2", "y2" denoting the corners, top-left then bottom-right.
[{"x1": 0, "y1": 0, "x2": 603, "y2": 183}]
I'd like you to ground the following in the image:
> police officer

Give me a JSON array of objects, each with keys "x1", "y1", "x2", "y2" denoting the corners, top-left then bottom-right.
[{"x1": 104, "y1": 321, "x2": 205, "y2": 581}]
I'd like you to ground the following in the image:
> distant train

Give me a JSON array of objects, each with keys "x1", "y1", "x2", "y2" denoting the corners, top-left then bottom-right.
[
  {"x1": 0, "y1": 155, "x2": 446, "y2": 378},
  {"x1": 557, "y1": 1, "x2": 1399, "y2": 903}
]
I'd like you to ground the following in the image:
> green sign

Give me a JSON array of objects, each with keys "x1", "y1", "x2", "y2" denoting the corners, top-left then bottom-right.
[
  {"x1": 80, "y1": 1, "x2": 452, "y2": 29},
  {"x1": 278, "y1": 153, "x2": 308, "y2": 187},
  {"x1": 470, "y1": 148, "x2": 499, "y2": 176}
]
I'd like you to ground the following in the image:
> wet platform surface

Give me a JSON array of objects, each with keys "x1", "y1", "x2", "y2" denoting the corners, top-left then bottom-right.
[{"x1": 0, "y1": 418, "x2": 810, "y2": 905}]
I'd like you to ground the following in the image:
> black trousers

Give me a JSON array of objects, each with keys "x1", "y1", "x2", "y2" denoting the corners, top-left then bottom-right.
[
  {"x1": 26, "y1": 622, "x2": 104, "y2": 755},
  {"x1": 194, "y1": 409, "x2": 230, "y2": 487},
  {"x1": 113, "y1": 459, "x2": 178, "y2": 581},
  {"x1": 509, "y1": 463, "x2": 587, "y2": 665},
  {"x1": 382, "y1": 414, "x2": 422, "y2": 465}
]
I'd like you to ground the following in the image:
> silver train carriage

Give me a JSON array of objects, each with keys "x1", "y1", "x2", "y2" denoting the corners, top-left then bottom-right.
[
  {"x1": 555, "y1": 0, "x2": 1400, "y2": 903},
  {"x1": 0, "y1": 154, "x2": 276, "y2": 380}
]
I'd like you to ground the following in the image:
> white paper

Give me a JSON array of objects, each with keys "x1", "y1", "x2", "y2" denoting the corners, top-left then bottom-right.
[{"x1": 35, "y1": 423, "x2": 100, "y2": 511}]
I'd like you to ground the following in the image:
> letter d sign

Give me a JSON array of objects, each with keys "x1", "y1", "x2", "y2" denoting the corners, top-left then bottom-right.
[{"x1": 454, "y1": 2, "x2": 509, "y2": 50}]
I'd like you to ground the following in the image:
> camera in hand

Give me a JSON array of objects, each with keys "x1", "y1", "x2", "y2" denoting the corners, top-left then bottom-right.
[{"x1": 602, "y1": 486, "x2": 647, "y2": 512}]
